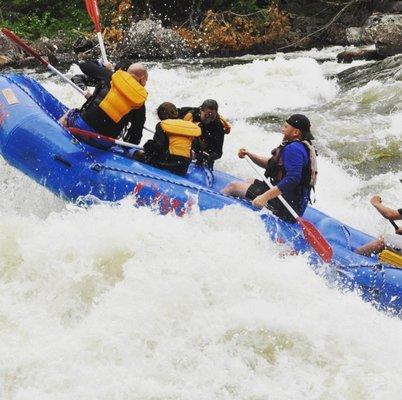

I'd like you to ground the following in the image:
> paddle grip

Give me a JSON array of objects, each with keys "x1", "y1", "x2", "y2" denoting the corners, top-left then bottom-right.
[
  {"x1": 389, "y1": 219, "x2": 399, "y2": 231},
  {"x1": 97, "y1": 32, "x2": 108, "y2": 64},
  {"x1": 244, "y1": 155, "x2": 298, "y2": 219}
]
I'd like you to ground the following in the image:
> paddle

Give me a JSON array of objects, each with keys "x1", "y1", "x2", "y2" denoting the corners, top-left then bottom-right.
[
  {"x1": 85, "y1": 0, "x2": 108, "y2": 64},
  {"x1": 1, "y1": 28, "x2": 86, "y2": 96},
  {"x1": 389, "y1": 219, "x2": 399, "y2": 232},
  {"x1": 244, "y1": 155, "x2": 333, "y2": 262},
  {"x1": 68, "y1": 127, "x2": 140, "y2": 149}
]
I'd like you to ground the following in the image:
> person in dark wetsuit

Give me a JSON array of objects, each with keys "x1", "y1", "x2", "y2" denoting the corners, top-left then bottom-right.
[
  {"x1": 222, "y1": 114, "x2": 316, "y2": 223},
  {"x1": 178, "y1": 99, "x2": 231, "y2": 169},
  {"x1": 134, "y1": 102, "x2": 201, "y2": 175},
  {"x1": 61, "y1": 62, "x2": 147, "y2": 145},
  {"x1": 71, "y1": 60, "x2": 131, "y2": 97}
]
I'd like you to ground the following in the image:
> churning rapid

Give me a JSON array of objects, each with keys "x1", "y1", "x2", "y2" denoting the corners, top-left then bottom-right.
[{"x1": 0, "y1": 48, "x2": 401, "y2": 399}]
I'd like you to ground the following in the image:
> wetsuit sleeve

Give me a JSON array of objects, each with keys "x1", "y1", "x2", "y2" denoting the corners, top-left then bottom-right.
[
  {"x1": 124, "y1": 105, "x2": 146, "y2": 145},
  {"x1": 205, "y1": 125, "x2": 224, "y2": 160},
  {"x1": 71, "y1": 74, "x2": 88, "y2": 90},
  {"x1": 143, "y1": 122, "x2": 167, "y2": 158},
  {"x1": 177, "y1": 107, "x2": 196, "y2": 119},
  {"x1": 78, "y1": 61, "x2": 113, "y2": 83},
  {"x1": 276, "y1": 143, "x2": 307, "y2": 193},
  {"x1": 153, "y1": 123, "x2": 168, "y2": 151}
]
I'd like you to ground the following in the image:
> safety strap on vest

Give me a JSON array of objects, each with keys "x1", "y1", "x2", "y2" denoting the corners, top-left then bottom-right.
[
  {"x1": 99, "y1": 70, "x2": 148, "y2": 123},
  {"x1": 301, "y1": 140, "x2": 318, "y2": 187}
]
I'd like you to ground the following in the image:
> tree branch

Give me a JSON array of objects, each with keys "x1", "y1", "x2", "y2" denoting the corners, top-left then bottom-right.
[{"x1": 278, "y1": 0, "x2": 360, "y2": 51}]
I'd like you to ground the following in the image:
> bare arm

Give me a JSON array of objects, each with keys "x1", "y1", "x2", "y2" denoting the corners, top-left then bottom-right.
[
  {"x1": 252, "y1": 186, "x2": 282, "y2": 209},
  {"x1": 238, "y1": 148, "x2": 269, "y2": 169},
  {"x1": 371, "y1": 196, "x2": 402, "y2": 220}
]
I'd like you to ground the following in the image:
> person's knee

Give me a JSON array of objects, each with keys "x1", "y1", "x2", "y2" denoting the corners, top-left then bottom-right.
[
  {"x1": 59, "y1": 111, "x2": 69, "y2": 127},
  {"x1": 222, "y1": 182, "x2": 236, "y2": 194},
  {"x1": 133, "y1": 150, "x2": 145, "y2": 161},
  {"x1": 222, "y1": 181, "x2": 244, "y2": 196}
]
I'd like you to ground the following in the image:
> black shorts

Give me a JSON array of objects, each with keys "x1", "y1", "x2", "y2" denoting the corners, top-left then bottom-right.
[{"x1": 245, "y1": 179, "x2": 295, "y2": 223}]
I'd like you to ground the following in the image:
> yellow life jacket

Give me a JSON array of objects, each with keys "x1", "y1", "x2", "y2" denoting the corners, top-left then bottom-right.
[
  {"x1": 379, "y1": 249, "x2": 402, "y2": 268},
  {"x1": 220, "y1": 115, "x2": 231, "y2": 134},
  {"x1": 161, "y1": 119, "x2": 201, "y2": 158},
  {"x1": 99, "y1": 70, "x2": 148, "y2": 123},
  {"x1": 182, "y1": 112, "x2": 194, "y2": 122}
]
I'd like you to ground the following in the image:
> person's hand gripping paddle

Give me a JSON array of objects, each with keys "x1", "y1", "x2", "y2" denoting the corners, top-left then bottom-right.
[{"x1": 245, "y1": 155, "x2": 333, "y2": 262}]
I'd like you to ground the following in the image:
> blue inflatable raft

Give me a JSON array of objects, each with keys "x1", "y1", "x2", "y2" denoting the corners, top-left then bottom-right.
[{"x1": 0, "y1": 74, "x2": 401, "y2": 314}]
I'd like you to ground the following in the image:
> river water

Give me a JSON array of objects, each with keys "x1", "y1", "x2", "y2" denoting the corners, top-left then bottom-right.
[{"x1": 0, "y1": 47, "x2": 401, "y2": 399}]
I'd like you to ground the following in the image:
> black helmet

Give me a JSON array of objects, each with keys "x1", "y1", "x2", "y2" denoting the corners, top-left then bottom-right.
[
  {"x1": 200, "y1": 99, "x2": 218, "y2": 111},
  {"x1": 286, "y1": 114, "x2": 314, "y2": 141}
]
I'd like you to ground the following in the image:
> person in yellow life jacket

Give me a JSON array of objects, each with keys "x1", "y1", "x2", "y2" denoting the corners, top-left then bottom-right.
[
  {"x1": 178, "y1": 99, "x2": 231, "y2": 169},
  {"x1": 60, "y1": 63, "x2": 148, "y2": 145},
  {"x1": 134, "y1": 102, "x2": 201, "y2": 175}
]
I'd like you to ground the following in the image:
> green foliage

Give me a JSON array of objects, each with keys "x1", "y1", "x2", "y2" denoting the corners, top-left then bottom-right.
[
  {"x1": 0, "y1": 0, "x2": 286, "y2": 40},
  {"x1": 1, "y1": 1, "x2": 91, "y2": 39}
]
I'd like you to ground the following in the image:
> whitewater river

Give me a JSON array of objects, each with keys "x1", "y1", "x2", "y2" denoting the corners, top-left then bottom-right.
[{"x1": 0, "y1": 47, "x2": 401, "y2": 399}]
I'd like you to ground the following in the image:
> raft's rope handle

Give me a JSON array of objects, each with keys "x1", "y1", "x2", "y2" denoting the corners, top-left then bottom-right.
[{"x1": 341, "y1": 224, "x2": 352, "y2": 250}]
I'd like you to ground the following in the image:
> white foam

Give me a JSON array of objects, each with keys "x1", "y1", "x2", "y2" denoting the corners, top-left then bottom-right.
[
  {"x1": 148, "y1": 57, "x2": 339, "y2": 120},
  {"x1": 1, "y1": 202, "x2": 402, "y2": 398}
]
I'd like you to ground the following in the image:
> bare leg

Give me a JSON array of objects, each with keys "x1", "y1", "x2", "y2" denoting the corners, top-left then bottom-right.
[
  {"x1": 355, "y1": 236, "x2": 385, "y2": 256},
  {"x1": 221, "y1": 179, "x2": 253, "y2": 198},
  {"x1": 59, "y1": 110, "x2": 69, "y2": 127},
  {"x1": 133, "y1": 150, "x2": 145, "y2": 162}
]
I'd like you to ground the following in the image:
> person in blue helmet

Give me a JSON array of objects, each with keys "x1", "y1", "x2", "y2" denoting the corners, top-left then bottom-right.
[{"x1": 222, "y1": 114, "x2": 317, "y2": 223}]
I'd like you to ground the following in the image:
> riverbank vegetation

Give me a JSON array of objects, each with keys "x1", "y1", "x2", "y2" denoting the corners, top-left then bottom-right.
[{"x1": 1, "y1": 0, "x2": 387, "y2": 52}]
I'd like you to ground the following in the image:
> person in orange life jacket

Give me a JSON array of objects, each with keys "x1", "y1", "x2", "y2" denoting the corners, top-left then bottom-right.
[
  {"x1": 222, "y1": 114, "x2": 315, "y2": 223},
  {"x1": 60, "y1": 63, "x2": 148, "y2": 145},
  {"x1": 355, "y1": 196, "x2": 402, "y2": 256},
  {"x1": 133, "y1": 102, "x2": 201, "y2": 176},
  {"x1": 178, "y1": 99, "x2": 231, "y2": 169}
]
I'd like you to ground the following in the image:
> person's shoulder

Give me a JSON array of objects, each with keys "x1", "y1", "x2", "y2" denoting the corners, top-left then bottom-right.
[
  {"x1": 284, "y1": 141, "x2": 308, "y2": 153},
  {"x1": 281, "y1": 141, "x2": 309, "y2": 161}
]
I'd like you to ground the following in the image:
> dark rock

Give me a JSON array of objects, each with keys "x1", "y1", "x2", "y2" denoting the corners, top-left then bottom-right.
[
  {"x1": 325, "y1": 23, "x2": 348, "y2": 45},
  {"x1": 346, "y1": 27, "x2": 366, "y2": 45},
  {"x1": 337, "y1": 47, "x2": 383, "y2": 63},
  {"x1": 73, "y1": 37, "x2": 97, "y2": 54},
  {"x1": 0, "y1": 32, "x2": 24, "y2": 62},
  {"x1": 363, "y1": 13, "x2": 402, "y2": 45},
  {"x1": 383, "y1": 1, "x2": 402, "y2": 13},
  {"x1": 376, "y1": 42, "x2": 402, "y2": 57},
  {"x1": 32, "y1": 36, "x2": 71, "y2": 65},
  {"x1": 346, "y1": 13, "x2": 402, "y2": 46}
]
